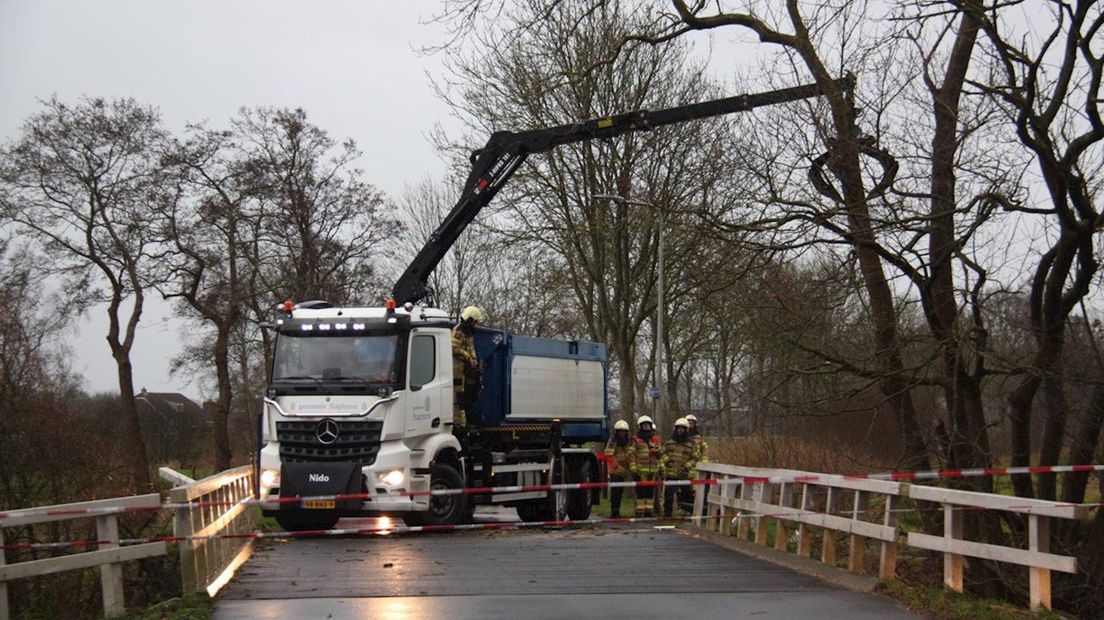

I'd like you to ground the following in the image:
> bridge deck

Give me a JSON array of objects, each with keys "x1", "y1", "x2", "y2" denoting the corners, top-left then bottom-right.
[{"x1": 215, "y1": 521, "x2": 917, "y2": 619}]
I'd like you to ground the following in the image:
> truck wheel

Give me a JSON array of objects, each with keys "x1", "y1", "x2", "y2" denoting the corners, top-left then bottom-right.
[
  {"x1": 516, "y1": 501, "x2": 555, "y2": 522},
  {"x1": 516, "y1": 503, "x2": 537, "y2": 522},
  {"x1": 274, "y1": 512, "x2": 340, "y2": 533},
  {"x1": 566, "y1": 458, "x2": 594, "y2": 521},
  {"x1": 421, "y1": 463, "x2": 469, "y2": 526}
]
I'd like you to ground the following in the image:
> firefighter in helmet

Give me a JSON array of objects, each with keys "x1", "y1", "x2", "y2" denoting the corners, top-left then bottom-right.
[
  {"x1": 686, "y1": 414, "x2": 708, "y2": 463},
  {"x1": 628, "y1": 415, "x2": 662, "y2": 517},
  {"x1": 604, "y1": 420, "x2": 633, "y2": 518},
  {"x1": 451, "y1": 306, "x2": 484, "y2": 430},
  {"x1": 661, "y1": 417, "x2": 701, "y2": 517}
]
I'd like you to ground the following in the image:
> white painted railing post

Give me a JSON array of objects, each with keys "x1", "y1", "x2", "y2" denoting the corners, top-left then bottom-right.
[
  {"x1": 754, "y1": 483, "x2": 772, "y2": 545},
  {"x1": 880, "y1": 494, "x2": 899, "y2": 581},
  {"x1": 1028, "y1": 515, "x2": 1051, "y2": 611},
  {"x1": 712, "y1": 479, "x2": 726, "y2": 534},
  {"x1": 943, "y1": 504, "x2": 964, "y2": 592},
  {"x1": 95, "y1": 514, "x2": 125, "y2": 617},
  {"x1": 775, "y1": 482, "x2": 793, "y2": 552},
  {"x1": 692, "y1": 469, "x2": 705, "y2": 521},
  {"x1": 848, "y1": 490, "x2": 868, "y2": 573},
  {"x1": 721, "y1": 478, "x2": 734, "y2": 534},
  {"x1": 797, "y1": 483, "x2": 814, "y2": 557},
  {"x1": 171, "y1": 486, "x2": 197, "y2": 594},
  {"x1": 822, "y1": 487, "x2": 841, "y2": 566},
  {"x1": 736, "y1": 480, "x2": 751, "y2": 539}
]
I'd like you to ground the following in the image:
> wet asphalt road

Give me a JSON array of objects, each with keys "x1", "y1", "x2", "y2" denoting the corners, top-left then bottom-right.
[{"x1": 213, "y1": 509, "x2": 918, "y2": 620}]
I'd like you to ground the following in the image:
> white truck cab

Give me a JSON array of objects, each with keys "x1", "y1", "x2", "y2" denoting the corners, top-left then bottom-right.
[
  {"x1": 257, "y1": 300, "x2": 607, "y2": 531},
  {"x1": 258, "y1": 302, "x2": 464, "y2": 529}
]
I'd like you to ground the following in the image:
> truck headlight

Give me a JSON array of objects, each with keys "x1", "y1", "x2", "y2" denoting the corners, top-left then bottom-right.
[
  {"x1": 260, "y1": 469, "x2": 279, "y2": 489},
  {"x1": 379, "y1": 469, "x2": 405, "y2": 486}
]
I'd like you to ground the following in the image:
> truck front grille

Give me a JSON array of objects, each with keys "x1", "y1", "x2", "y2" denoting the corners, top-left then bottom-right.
[{"x1": 276, "y1": 419, "x2": 383, "y2": 466}]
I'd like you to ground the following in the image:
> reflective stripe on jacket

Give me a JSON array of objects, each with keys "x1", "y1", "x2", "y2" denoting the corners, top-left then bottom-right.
[
  {"x1": 604, "y1": 440, "x2": 632, "y2": 477},
  {"x1": 628, "y1": 434, "x2": 662, "y2": 476},
  {"x1": 690, "y1": 433, "x2": 709, "y2": 464},
  {"x1": 662, "y1": 437, "x2": 700, "y2": 479},
  {"x1": 451, "y1": 327, "x2": 476, "y2": 392}
]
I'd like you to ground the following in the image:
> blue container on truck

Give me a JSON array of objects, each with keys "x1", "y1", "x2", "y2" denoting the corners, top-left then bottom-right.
[{"x1": 469, "y1": 327, "x2": 609, "y2": 445}]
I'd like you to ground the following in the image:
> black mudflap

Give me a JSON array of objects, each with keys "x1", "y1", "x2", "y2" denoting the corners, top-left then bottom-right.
[{"x1": 279, "y1": 462, "x2": 362, "y2": 510}]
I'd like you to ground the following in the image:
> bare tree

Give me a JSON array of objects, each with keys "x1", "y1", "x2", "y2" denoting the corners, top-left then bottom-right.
[
  {"x1": 159, "y1": 126, "x2": 265, "y2": 470},
  {"x1": 436, "y1": 0, "x2": 737, "y2": 425},
  {"x1": 394, "y1": 176, "x2": 495, "y2": 316},
  {"x1": 969, "y1": 0, "x2": 1104, "y2": 501},
  {"x1": 235, "y1": 107, "x2": 400, "y2": 306},
  {"x1": 0, "y1": 239, "x2": 84, "y2": 505},
  {"x1": 0, "y1": 97, "x2": 168, "y2": 490}
]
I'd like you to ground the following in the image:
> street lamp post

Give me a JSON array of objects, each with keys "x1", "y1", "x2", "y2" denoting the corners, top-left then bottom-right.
[{"x1": 594, "y1": 193, "x2": 665, "y2": 428}]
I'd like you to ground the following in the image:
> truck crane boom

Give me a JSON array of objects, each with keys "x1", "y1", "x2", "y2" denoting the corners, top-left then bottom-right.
[{"x1": 392, "y1": 76, "x2": 860, "y2": 306}]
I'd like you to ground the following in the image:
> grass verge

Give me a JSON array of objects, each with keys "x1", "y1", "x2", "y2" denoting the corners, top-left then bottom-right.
[
  {"x1": 882, "y1": 580, "x2": 1069, "y2": 620},
  {"x1": 117, "y1": 592, "x2": 213, "y2": 620}
]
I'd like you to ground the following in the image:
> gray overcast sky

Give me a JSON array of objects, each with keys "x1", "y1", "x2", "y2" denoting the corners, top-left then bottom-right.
[
  {"x1": 0, "y1": 0, "x2": 458, "y2": 396},
  {"x1": 5, "y1": 2, "x2": 1049, "y2": 399}
]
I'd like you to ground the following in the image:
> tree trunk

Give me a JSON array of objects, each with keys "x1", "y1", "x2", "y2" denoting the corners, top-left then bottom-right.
[
  {"x1": 616, "y1": 344, "x2": 636, "y2": 423},
  {"x1": 213, "y1": 326, "x2": 234, "y2": 471},
  {"x1": 1034, "y1": 233, "x2": 1081, "y2": 500},
  {"x1": 113, "y1": 354, "x2": 152, "y2": 491},
  {"x1": 1061, "y1": 383, "x2": 1104, "y2": 504},
  {"x1": 1007, "y1": 375, "x2": 1039, "y2": 498},
  {"x1": 238, "y1": 327, "x2": 259, "y2": 464},
  {"x1": 721, "y1": 364, "x2": 734, "y2": 437},
  {"x1": 1038, "y1": 360, "x2": 1067, "y2": 500},
  {"x1": 790, "y1": 40, "x2": 932, "y2": 471},
  {"x1": 927, "y1": 6, "x2": 991, "y2": 487},
  {"x1": 834, "y1": 148, "x2": 931, "y2": 470},
  {"x1": 259, "y1": 323, "x2": 275, "y2": 384}
]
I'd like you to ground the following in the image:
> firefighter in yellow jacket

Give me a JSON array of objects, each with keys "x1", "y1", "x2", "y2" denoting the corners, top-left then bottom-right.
[
  {"x1": 451, "y1": 306, "x2": 483, "y2": 430},
  {"x1": 604, "y1": 420, "x2": 633, "y2": 518},
  {"x1": 661, "y1": 417, "x2": 700, "y2": 517},
  {"x1": 686, "y1": 414, "x2": 708, "y2": 463},
  {"x1": 628, "y1": 415, "x2": 662, "y2": 516}
]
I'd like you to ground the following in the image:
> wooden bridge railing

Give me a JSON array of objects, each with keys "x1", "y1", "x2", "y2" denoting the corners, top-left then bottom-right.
[
  {"x1": 693, "y1": 463, "x2": 1093, "y2": 611},
  {"x1": 169, "y1": 465, "x2": 254, "y2": 596},
  {"x1": 0, "y1": 494, "x2": 167, "y2": 619}
]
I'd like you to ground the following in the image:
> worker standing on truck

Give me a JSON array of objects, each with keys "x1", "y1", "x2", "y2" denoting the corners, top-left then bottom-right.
[
  {"x1": 451, "y1": 306, "x2": 484, "y2": 430},
  {"x1": 604, "y1": 420, "x2": 633, "y2": 518},
  {"x1": 661, "y1": 417, "x2": 700, "y2": 517},
  {"x1": 686, "y1": 414, "x2": 708, "y2": 463},
  {"x1": 628, "y1": 415, "x2": 662, "y2": 517}
]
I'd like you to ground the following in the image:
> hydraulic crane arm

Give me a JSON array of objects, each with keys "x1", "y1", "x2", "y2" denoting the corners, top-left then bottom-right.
[{"x1": 392, "y1": 76, "x2": 856, "y2": 306}]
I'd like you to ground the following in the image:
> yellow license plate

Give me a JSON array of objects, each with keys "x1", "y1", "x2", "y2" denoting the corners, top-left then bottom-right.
[{"x1": 302, "y1": 500, "x2": 336, "y2": 509}]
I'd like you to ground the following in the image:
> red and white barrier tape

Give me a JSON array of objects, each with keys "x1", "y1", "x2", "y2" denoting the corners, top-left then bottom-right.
[
  {"x1": 0, "y1": 514, "x2": 728, "y2": 551},
  {"x1": 8, "y1": 495, "x2": 1104, "y2": 552},
  {"x1": 2, "y1": 463, "x2": 1101, "y2": 521},
  {"x1": 723, "y1": 501, "x2": 1104, "y2": 526}
]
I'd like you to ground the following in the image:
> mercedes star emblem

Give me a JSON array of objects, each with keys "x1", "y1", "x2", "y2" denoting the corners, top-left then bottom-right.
[{"x1": 315, "y1": 419, "x2": 340, "y2": 445}]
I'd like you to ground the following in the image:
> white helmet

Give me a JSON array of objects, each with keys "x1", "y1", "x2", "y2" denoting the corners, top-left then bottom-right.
[
  {"x1": 460, "y1": 306, "x2": 485, "y2": 323},
  {"x1": 614, "y1": 420, "x2": 630, "y2": 431},
  {"x1": 685, "y1": 414, "x2": 698, "y2": 423},
  {"x1": 637, "y1": 415, "x2": 654, "y2": 427},
  {"x1": 675, "y1": 417, "x2": 689, "y2": 428}
]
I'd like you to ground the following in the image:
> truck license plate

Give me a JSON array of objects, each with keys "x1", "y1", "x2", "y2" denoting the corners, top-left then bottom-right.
[{"x1": 302, "y1": 500, "x2": 336, "y2": 509}]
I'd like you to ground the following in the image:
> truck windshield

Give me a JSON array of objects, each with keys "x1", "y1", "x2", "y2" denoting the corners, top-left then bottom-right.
[{"x1": 272, "y1": 333, "x2": 402, "y2": 384}]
